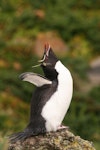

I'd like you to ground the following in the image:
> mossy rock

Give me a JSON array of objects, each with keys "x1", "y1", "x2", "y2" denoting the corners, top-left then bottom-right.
[{"x1": 8, "y1": 128, "x2": 96, "y2": 150}]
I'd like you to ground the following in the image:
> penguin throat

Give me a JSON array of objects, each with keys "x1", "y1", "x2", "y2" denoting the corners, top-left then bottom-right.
[{"x1": 43, "y1": 68, "x2": 58, "y2": 81}]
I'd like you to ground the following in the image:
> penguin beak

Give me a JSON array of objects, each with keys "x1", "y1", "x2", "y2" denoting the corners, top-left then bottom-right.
[
  {"x1": 38, "y1": 55, "x2": 45, "y2": 63},
  {"x1": 32, "y1": 43, "x2": 50, "y2": 68},
  {"x1": 32, "y1": 64, "x2": 41, "y2": 68},
  {"x1": 38, "y1": 43, "x2": 50, "y2": 63}
]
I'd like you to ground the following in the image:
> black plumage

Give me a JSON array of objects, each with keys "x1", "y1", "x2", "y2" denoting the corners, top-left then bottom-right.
[{"x1": 9, "y1": 45, "x2": 58, "y2": 143}]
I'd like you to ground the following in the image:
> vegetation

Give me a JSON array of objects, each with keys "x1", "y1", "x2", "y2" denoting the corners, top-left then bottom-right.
[{"x1": 0, "y1": 0, "x2": 100, "y2": 149}]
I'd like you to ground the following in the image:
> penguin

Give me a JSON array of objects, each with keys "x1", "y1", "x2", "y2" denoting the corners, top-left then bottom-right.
[{"x1": 9, "y1": 44, "x2": 73, "y2": 143}]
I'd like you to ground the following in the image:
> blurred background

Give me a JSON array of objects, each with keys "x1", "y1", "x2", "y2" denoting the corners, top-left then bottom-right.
[{"x1": 0, "y1": 0, "x2": 100, "y2": 149}]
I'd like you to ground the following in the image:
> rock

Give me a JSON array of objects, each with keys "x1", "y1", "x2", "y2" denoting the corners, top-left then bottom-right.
[{"x1": 8, "y1": 128, "x2": 96, "y2": 150}]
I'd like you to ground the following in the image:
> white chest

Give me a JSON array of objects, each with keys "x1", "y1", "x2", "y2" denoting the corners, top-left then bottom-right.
[{"x1": 41, "y1": 61, "x2": 73, "y2": 132}]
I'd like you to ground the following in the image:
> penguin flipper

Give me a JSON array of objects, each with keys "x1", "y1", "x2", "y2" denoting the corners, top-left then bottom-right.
[{"x1": 19, "y1": 72, "x2": 52, "y2": 87}]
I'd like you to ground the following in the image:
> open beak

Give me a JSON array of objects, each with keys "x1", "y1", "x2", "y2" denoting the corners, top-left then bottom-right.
[
  {"x1": 38, "y1": 43, "x2": 50, "y2": 62},
  {"x1": 38, "y1": 55, "x2": 45, "y2": 63},
  {"x1": 32, "y1": 43, "x2": 50, "y2": 68}
]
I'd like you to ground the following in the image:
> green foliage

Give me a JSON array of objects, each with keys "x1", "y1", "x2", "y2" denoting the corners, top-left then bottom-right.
[
  {"x1": 62, "y1": 56, "x2": 89, "y2": 79},
  {"x1": 0, "y1": 55, "x2": 38, "y2": 101},
  {"x1": 89, "y1": 86, "x2": 100, "y2": 104},
  {"x1": 0, "y1": 0, "x2": 100, "y2": 55},
  {"x1": 0, "y1": 137, "x2": 8, "y2": 150},
  {"x1": 29, "y1": 0, "x2": 100, "y2": 54}
]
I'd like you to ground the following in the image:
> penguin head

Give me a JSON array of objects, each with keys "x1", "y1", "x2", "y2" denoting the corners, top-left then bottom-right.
[
  {"x1": 40, "y1": 44, "x2": 58, "y2": 67},
  {"x1": 39, "y1": 44, "x2": 58, "y2": 80}
]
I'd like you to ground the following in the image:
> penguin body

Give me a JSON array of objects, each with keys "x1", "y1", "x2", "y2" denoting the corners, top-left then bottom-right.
[
  {"x1": 9, "y1": 44, "x2": 73, "y2": 143},
  {"x1": 41, "y1": 61, "x2": 73, "y2": 132}
]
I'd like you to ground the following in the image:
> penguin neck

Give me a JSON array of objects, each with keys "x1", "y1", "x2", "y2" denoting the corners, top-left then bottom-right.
[
  {"x1": 55, "y1": 61, "x2": 69, "y2": 73},
  {"x1": 42, "y1": 66, "x2": 58, "y2": 81},
  {"x1": 55, "y1": 61, "x2": 73, "y2": 84},
  {"x1": 44, "y1": 69, "x2": 58, "y2": 81},
  {"x1": 55, "y1": 60, "x2": 73, "y2": 100}
]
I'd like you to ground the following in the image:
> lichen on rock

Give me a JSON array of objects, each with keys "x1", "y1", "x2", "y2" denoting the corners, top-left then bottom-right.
[{"x1": 8, "y1": 129, "x2": 96, "y2": 150}]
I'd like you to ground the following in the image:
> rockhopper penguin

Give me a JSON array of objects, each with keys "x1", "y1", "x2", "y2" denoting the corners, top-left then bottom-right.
[{"x1": 9, "y1": 44, "x2": 73, "y2": 143}]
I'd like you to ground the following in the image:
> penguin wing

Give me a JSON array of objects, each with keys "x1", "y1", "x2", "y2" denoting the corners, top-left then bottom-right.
[{"x1": 19, "y1": 72, "x2": 52, "y2": 87}]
